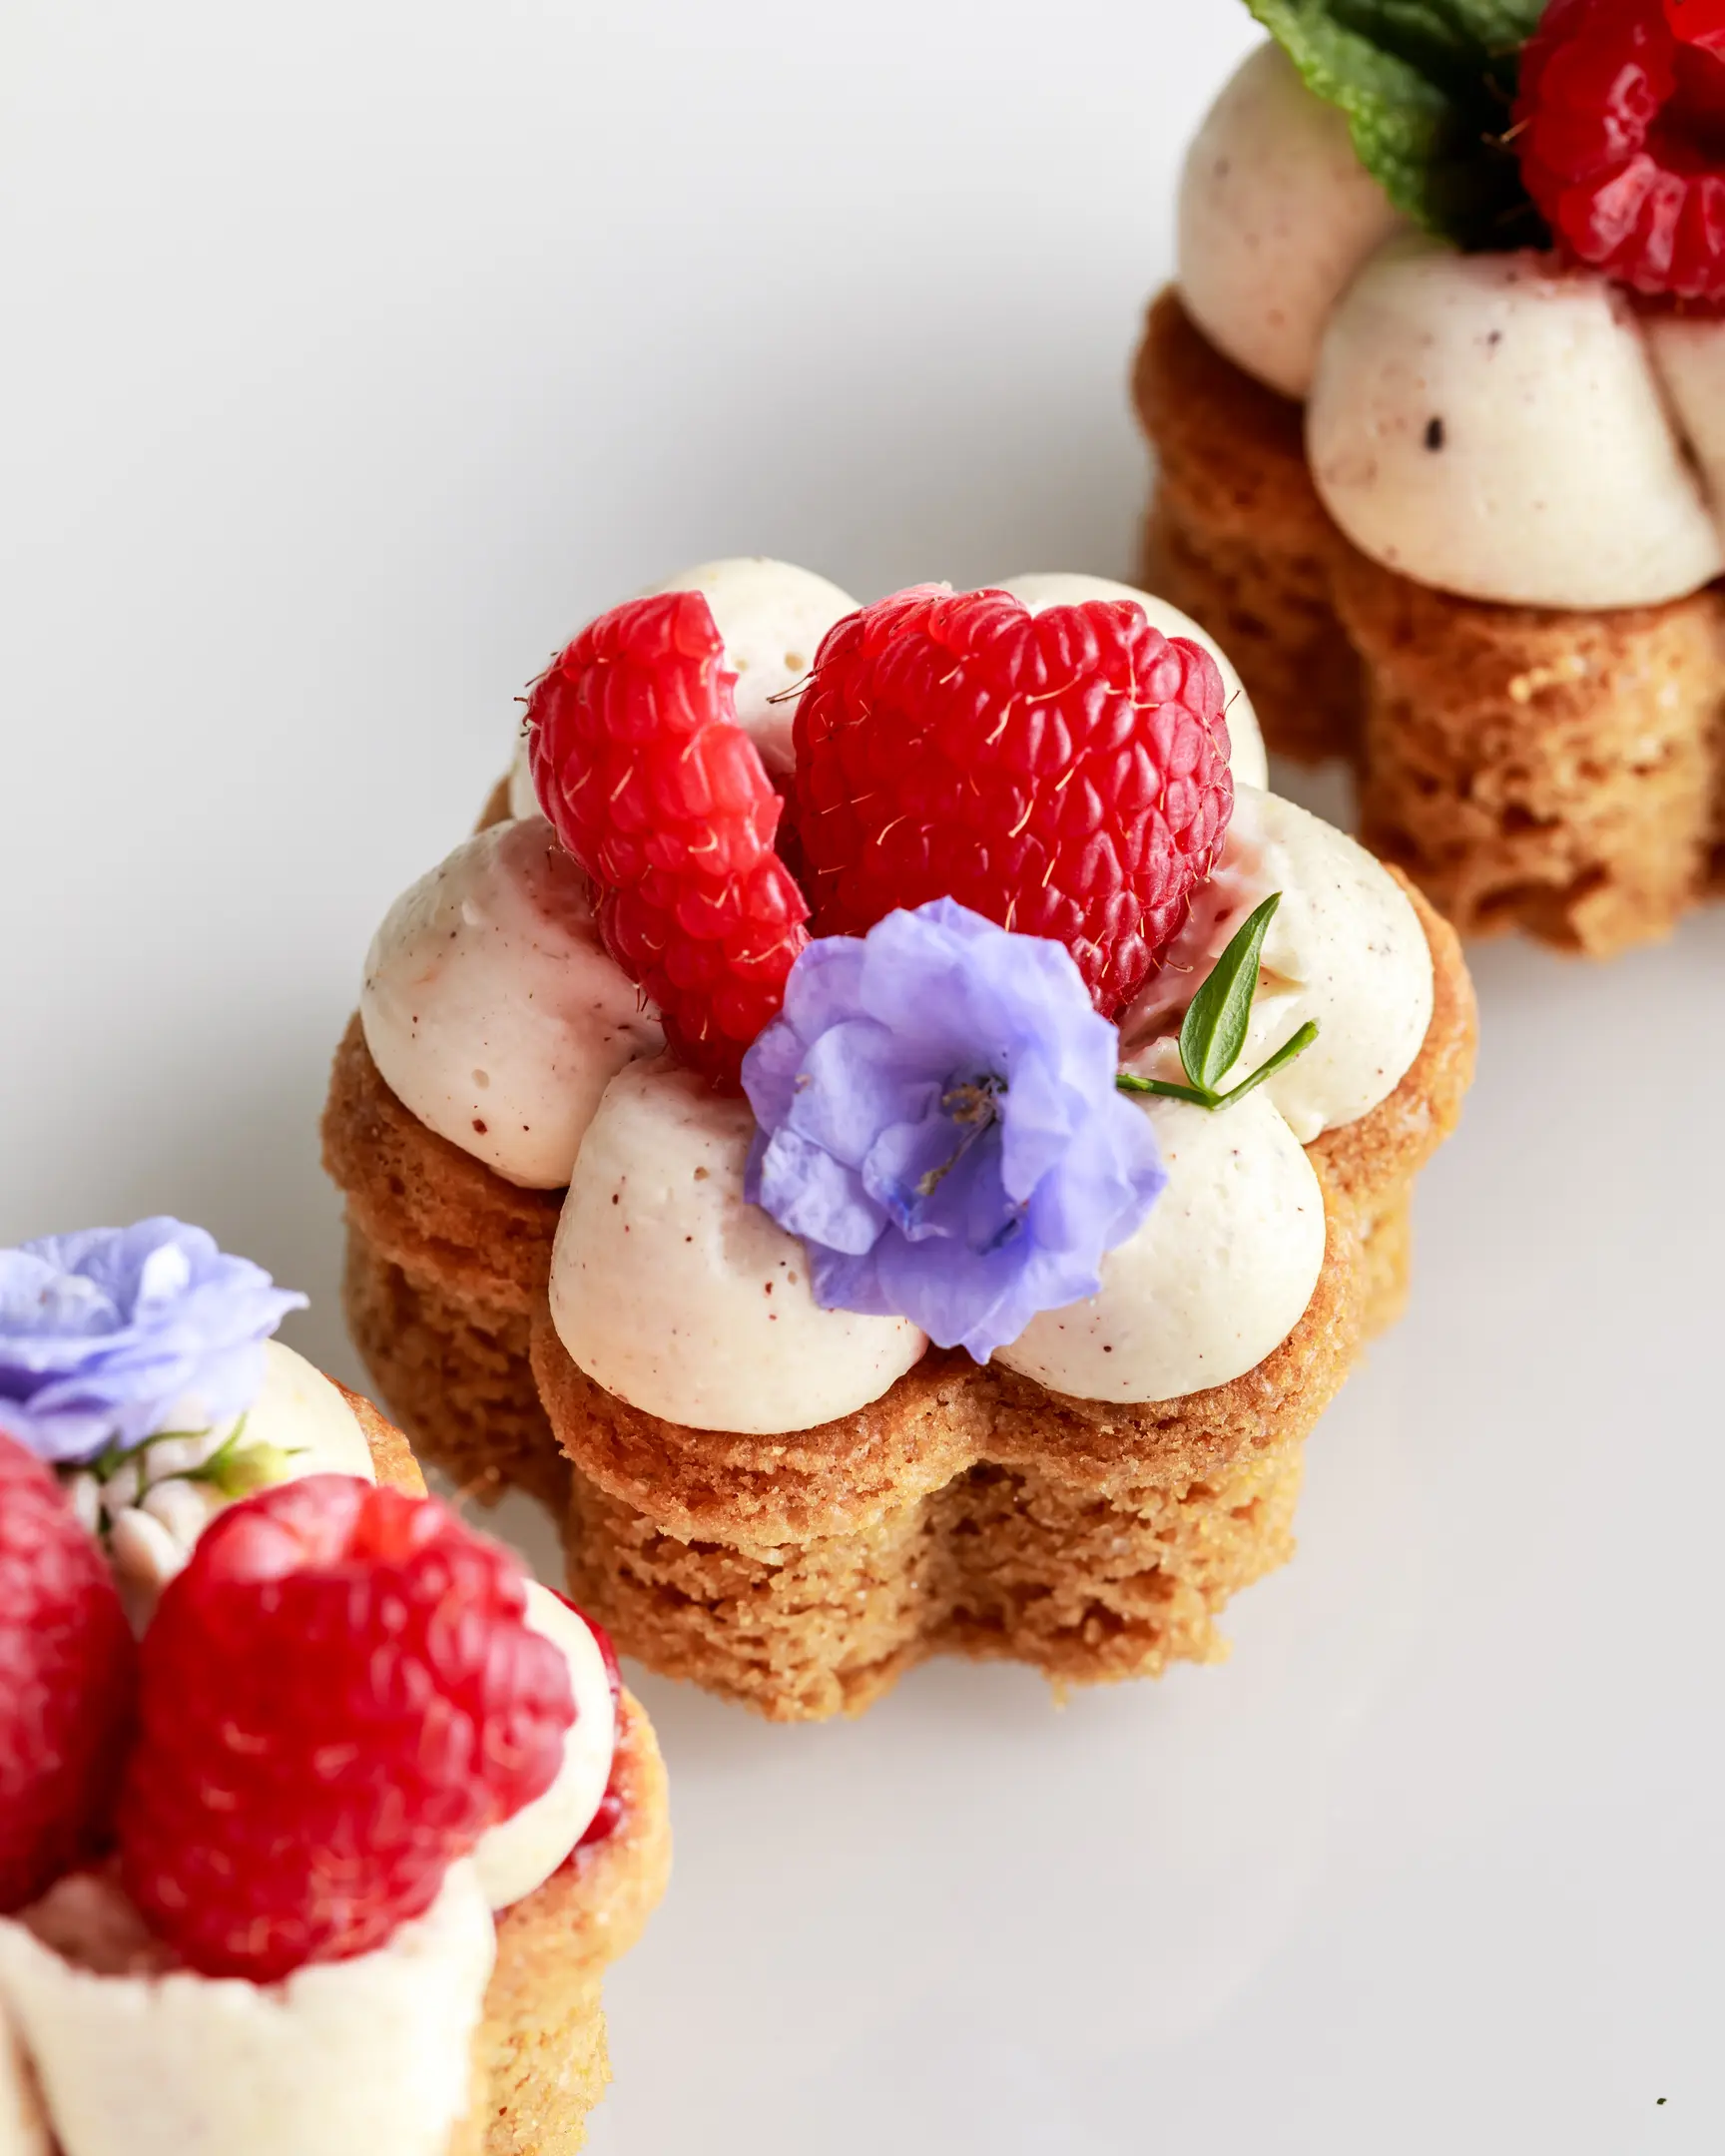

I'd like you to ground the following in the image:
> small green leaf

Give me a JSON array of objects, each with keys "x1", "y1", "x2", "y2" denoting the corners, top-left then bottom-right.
[
  {"x1": 1116, "y1": 890, "x2": 1321, "y2": 1114},
  {"x1": 1178, "y1": 892, "x2": 1284, "y2": 1095}
]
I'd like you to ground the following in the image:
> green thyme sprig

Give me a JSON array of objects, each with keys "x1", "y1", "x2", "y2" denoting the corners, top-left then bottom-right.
[{"x1": 1116, "y1": 892, "x2": 1318, "y2": 1112}]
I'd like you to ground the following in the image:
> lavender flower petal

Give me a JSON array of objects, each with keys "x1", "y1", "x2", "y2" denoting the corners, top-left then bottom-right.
[
  {"x1": 741, "y1": 899, "x2": 1167, "y2": 1362},
  {"x1": 0, "y1": 1219, "x2": 305, "y2": 1465}
]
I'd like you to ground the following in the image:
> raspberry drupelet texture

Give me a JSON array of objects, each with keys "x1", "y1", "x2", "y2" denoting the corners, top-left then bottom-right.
[
  {"x1": 1516, "y1": 0, "x2": 1725, "y2": 302},
  {"x1": 526, "y1": 591, "x2": 811, "y2": 1091},
  {"x1": 789, "y1": 587, "x2": 1235, "y2": 1017},
  {"x1": 0, "y1": 1435, "x2": 137, "y2": 1913},
  {"x1": 118, "y1": 1474, "x2": 574, "y2": 1981}
]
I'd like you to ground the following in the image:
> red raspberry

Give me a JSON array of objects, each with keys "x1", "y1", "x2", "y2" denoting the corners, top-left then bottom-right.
[
  {"x1": 789, "y1": 588, "x2": 1234, "y2": 1016},
  {"x1": 1515, "y1": 0, "x2": 1725, "y2": 302},
  {"x1": 118, "y1": 1474, "x2": 573, "y2": 1980},
  {"x1": 0, "y1": 1435, "x2": 137, "y2": 1912},
  {"x1": 526, "y1": 593, "x2": 810, "y2": 1091}
]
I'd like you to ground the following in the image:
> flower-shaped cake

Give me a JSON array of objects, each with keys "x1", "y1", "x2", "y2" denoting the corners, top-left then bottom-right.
[
  {"x1": 0, "y1": 1220, "x2": 668, "y2": 2155},
  {"x1": 1139, "y1": 0, "x2": 1725, "y2": 956},
  {"x1": 324, "y1": 557, "x2": 1475, "y2": 1720}
]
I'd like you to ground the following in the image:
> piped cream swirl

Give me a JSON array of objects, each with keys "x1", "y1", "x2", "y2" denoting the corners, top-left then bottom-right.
[
  {"x1": 361, "y1": 817, "x2": 662, "y2": 1190},
  {"x1": 997, "y1": 1079, "x2": 1326, "y2": 1402},
  {"x1": 549, "y1": 1057, "x2": 926, "y2": 1434}
]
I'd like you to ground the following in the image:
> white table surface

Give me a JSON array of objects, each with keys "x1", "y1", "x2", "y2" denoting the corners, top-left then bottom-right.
[{"x1": 4, "y1": 3, "x2": 1721, "y2": 2149}]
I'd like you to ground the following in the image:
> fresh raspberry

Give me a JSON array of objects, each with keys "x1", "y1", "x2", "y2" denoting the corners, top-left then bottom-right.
[
  {"x1": 526, "y1": 593, "x2": 810, "y2": 1091},
  {"x1": 789, "y1": 587, "x2": 1234, "y2": 1016},
  {"x1": 1515, "y1": 0, "x2": 1725, "y2": 302},
  {"x1": 0, "y1": 1435, "x2": 137, "y2": 1912},
  {"x1": 118, "y1": 1474, "x2": 573, "y2": 1980}
]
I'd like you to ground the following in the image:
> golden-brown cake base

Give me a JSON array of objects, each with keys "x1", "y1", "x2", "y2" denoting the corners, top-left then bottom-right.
[
  {"x1": 1134, "y1": 287, "x2": 1725, "y2": 955},
  {"x1": 553, "y1": 1387, "x2": 1308, "y2": 1721},
  {"x1": 351, "y1": 1388, "x2": 671, "y2": 2155}
]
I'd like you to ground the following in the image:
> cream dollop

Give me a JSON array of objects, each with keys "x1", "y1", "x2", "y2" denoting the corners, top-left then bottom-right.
[
  {"x1": 997, "y1": 572, "x2": 1269, "y2": 788},
  {"x1": 1234, "y1": 791, "x2": 1433, "y2": 1141},
  {"x1": 506, "y1": 556, "x2": 860, "y2": 810},
  {"x1": 472, "y1": 1581, "x2": 616, "y2": 1911},
  {"x1": 361, "y1": 816, "x2": 662, "y2": 1190},
  {"x1": 0, "y1": 1866, "x2": 494, "y2": 2156},
  {"x1": 1177, "y1": 41, "x2": 1404, "y2": 400},
  {"x1": 1308, "y1": 237, "x2": 1722, "y2": 608},
  {"x1": 1127, "y1": 787, "x2": 1434, "y2": 1146},
  {"x1": 550, "y1": 1057, "x2": 925, "y2": 1434},
  {"x1": 997, "y1": 1080, "x2": 1326, "y2": 1401}
]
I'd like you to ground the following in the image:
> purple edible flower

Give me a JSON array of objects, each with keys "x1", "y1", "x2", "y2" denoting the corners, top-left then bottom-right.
[
  {"x1": 742, "y1": 898, "x2": 1166, "y2": 1361},
  {"x1": 0, "y1": 1219, "x2": 305, "y2": 1465}
]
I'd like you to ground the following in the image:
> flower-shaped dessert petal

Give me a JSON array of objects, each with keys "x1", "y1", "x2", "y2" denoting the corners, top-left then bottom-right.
[
  {"x1": 0, "y1": 1221, "x2": 305, "y2": 1466},
  {"x1": 742, "y1": 899, "x2": 1166, "y2": 1362}
]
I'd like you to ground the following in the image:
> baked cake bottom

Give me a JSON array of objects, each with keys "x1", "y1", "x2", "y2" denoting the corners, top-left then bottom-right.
[
  {"x1": 532, "y1": 1164, "x2": 1408, "y2": 1723},
  {"x1": 1133, "y1": 286, "x2": 1725, "y2": 957}
]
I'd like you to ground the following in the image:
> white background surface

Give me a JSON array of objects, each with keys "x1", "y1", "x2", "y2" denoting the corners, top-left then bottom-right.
[{"x1": 3, "y1": 2, "x2": 1721, "y2": 2149}]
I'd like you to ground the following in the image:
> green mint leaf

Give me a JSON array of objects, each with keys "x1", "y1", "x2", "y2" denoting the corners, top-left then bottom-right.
[
  {"x1": 1178, "y1": 891, "x2": 1284, "y2": 1095},
  {"x1": 1245, "y1": 0, "x2": 1547, "y2": 251}
]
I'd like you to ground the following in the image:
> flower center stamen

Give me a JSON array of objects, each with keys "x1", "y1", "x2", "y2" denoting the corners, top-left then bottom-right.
[{"x1": 914, "y1": 1075, "x2": 1006, "y2": 1198}]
